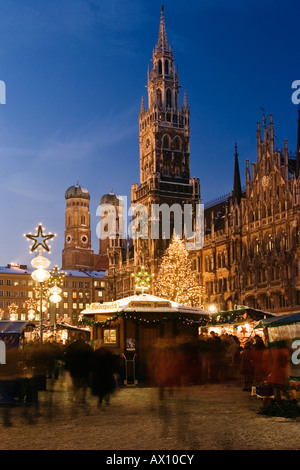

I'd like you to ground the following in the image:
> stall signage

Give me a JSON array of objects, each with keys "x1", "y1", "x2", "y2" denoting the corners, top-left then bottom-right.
[
  {"x1": 129, "y1": 301, "x2": 171, "y2": 309},
  {"x1": 90, "y1": 302, "x2": 119, "y2": 310}
]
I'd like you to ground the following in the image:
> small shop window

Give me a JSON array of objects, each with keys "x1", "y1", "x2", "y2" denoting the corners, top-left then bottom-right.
[{"x1": 104, "y1": 329, "x2": 117, "y2": 345}]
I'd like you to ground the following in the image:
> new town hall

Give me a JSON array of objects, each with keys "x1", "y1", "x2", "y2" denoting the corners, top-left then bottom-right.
[{"x1": 2, "y1": 7, "x2": 300, "y2": 324}]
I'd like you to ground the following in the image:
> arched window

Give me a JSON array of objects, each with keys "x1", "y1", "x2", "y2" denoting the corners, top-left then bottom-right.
[
  {"x1": 166, "y1": 89, "x2": 172, "y2": 108},
  {"x1": 281, "y1": 231, "x2": 288, "y2": 250},
  {"x1": 162, "y1": 135, "x2": 170, "y2": 149},
  {"x1": 81, "y1": 216, "x2": 85, "y2": 225},
  {"x1": 164, "y1": 60, "x2": 169, "y2": 75},
  {"x1": 157, "y1": 89, "x2": 162, "y2": 106},
  {"x1": 267, "y1": 234, "x2": 274, "y2": 252},
  {"x1": 174, "y1": 136, "x2": 181, "y2": 151},
  {"x1": 158, "y1": 60, "x2": 162, "y2": 75}
]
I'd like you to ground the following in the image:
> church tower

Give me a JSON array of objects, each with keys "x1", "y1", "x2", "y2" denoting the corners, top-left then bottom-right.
[
  {"x1": 132, "y1": 5, "x2": 200, "y2": 270},
  {"x1": 62, "y1": 182, "x2": 95, "y2": 270}
]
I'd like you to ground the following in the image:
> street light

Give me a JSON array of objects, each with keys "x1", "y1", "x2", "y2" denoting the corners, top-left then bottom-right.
[
  {"x1": 25, "y1": 224, "x2": 55, "y2": 342},
  {"x1": 48, "y1": 266, "x2": 65, "y2": 340},
  {"x1": 31, "y1": 250, "x2": 51, "y2": 341}
]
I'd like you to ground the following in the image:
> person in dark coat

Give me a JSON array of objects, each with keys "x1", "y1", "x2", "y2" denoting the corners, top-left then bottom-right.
[
  {"x1": 239, "y1": 339, "x2": 254, "y2": 391},
  {"x1": 90, "y1": 346, "x2": 118, "y2": 408},
  {"x1": 64, "y1": 334, "x2": 93, "y2": 405}
]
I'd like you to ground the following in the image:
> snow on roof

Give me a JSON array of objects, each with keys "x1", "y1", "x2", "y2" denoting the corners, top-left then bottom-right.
[
  {"x1": 0, "y1": 265, "x2": 105, "y2": 279},
  {"x1": 81, "y1": 293, "x2": 209, "y2": 315}
]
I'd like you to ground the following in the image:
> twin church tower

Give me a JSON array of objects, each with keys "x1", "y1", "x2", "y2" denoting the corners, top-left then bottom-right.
[{"x1": 62, "y1": 6, "x2": 200, "y2": 288}]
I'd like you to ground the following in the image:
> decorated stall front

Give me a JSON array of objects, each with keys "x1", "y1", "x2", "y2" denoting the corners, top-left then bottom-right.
[
  {"x1": 204, "y1": 307, "x2": 275, "y2": 346},
  {"x1": 254, "y1": 313, "x2": 300, "y2": 390},
  {"x1": 80, "y1": 293, "x2": 209, "y2": 383},
  {"x1": 0, "y1": 321, "x2": 28, "y2": 352}
]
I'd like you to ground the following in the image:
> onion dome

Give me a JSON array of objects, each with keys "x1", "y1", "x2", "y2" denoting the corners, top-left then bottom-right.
[
  {"x1": 65, "y1": 182, "x2": 90, "y2": 200},
  {"x1": 100, "y1": 191, "x2": 124, "y2": 206}
]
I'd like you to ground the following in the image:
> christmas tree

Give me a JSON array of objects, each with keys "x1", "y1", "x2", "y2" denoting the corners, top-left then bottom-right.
[{"x1": 153, "y1": 236, "x2": 203, "y2": 307}]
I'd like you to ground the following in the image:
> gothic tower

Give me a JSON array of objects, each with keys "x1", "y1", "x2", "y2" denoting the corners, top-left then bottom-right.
[
  {"x1": 62, "y1": 182, "x2": 95, "y2": 270},
  {"x1": 132, "y1": 5, "x2": 200, "y2": 271}
]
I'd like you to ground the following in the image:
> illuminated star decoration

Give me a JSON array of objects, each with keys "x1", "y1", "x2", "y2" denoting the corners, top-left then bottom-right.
[
  {"x1": 8, "y1": 302, "x2": 18, "y2": 321},
  {"x1": 49, "y1": 265, "x2": 66, "y2": 287},
  {"x1": 134, "y1": 267, "x2": 152, "y2": 293},
  {"x1": 26, "y1": 224, "x2": 55, "y2": 253}
]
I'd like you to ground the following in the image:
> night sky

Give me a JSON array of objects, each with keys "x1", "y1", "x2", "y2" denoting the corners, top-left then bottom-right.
[{"x1": 0, "y1": 0, "x2": 299, "y2": 268}]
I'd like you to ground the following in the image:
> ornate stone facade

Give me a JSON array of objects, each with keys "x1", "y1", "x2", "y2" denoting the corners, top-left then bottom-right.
[{"x1": 191, "y1": 113, "x2": 300, "y2": 315}]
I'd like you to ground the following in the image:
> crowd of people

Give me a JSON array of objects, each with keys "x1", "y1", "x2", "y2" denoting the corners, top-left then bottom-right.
[
  {"x1": 0, "y1": 333, "x2": 121, "y2": 426},
  {"x1": 147, "y1": 331, "x2": 291, "y2": 402},
  {"x1": 0, "y1": 329, "x2": 293, "y2": 425}
]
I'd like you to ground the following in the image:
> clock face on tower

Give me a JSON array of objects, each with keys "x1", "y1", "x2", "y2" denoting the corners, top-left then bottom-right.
[
  {"x1": 66, "y1": 234, "x2": 72, "y2": 244},
  {"x1": 81, "y1": 235, "x2": 88, "y2": 244}
]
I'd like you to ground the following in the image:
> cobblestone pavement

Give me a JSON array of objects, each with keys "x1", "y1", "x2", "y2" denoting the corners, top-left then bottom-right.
[{"x1": 1, "y1": 374, "x2": 300, "y2": 451}]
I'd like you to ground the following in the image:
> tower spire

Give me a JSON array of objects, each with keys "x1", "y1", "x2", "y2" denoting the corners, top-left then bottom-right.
[
  {"x1": 232, "y1": 143, "x2": 242, "y2": 204},
  {"x1": 156, "y1": 4, "x2": 171, "y2": 53}
]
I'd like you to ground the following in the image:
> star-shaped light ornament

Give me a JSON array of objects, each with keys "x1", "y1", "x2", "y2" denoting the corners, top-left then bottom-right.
[
  {"x1": 25, "y1": 224, "x2": 55, "y2": 253},
  {"x1": 133, "y1": 267, "x2": 152, "y2": 293},
  {"x1": 49, "y1": 265, "x2": 66, "y2": 287}
]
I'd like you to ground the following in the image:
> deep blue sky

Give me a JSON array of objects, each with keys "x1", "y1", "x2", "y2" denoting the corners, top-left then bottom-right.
[{"x1": 0, "y1": 0, "x2": 299, "y2": 268}]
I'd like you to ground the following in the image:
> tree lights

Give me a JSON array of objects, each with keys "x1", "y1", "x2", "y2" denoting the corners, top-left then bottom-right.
[{"x1": 153, "y1": 236, "x2": 204, "y2": 307}]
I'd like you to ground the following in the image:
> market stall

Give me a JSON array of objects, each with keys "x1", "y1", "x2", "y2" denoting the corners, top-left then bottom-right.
[
  {"x1": 255, "y1": 313, "x2": 300, "y2": 392},
  {"x1": 80, "y1": 293, "x2": 210, "y2": 383},
  {"x1": 204, "y1": 307, "x2": 275, "y2": 346}
]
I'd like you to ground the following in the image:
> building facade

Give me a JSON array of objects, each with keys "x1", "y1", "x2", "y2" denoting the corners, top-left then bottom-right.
[
  {"x1": 0, "y1": 263, "x2": 105, "y2": 325},
  {"x1": 102, "y1": 9, "x2": 300, "y2": 316},
  {"x1": 191, "y1": 113, "x2": 300, "y2": 315}
]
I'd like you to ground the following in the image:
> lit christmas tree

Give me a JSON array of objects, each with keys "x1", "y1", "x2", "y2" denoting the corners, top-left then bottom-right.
[{"x1": 153, "y1": 236, "x2": 204, "y2": 307}]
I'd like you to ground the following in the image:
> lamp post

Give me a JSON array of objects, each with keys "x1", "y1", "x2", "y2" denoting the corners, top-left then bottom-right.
[
  {"x1": 25, "y1": 224, "x2": 55, "y2": 342},
  {"x1": 31, "y1": 251, "x2": 51, "y2": 341},
  {"x1": 48, "y1": 266, "x2": 65, "y2": 340}
]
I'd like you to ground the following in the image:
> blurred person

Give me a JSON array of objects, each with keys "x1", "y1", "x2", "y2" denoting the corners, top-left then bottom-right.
[
  {"x1": 90, "y1": 345, "x2": 119, "y2": 408},
  {"x1": 252, "y1": 335, "x2": 269, "y2": 386},
  {"x1": 0, "y1": 346, "x2": 22, "y2": 426},
  {"x1": 64, "y1": 333, "x2": 93, "y2": 406},
  {"x1": 267, "y1": 340, "x2": 291, "y2": 402},
  {"x1": 239, "y1": 339, "x2": 254, "y2": 391},
  {"x1": 147, "y1": 336, "x2": 180, "y2": 400},
  {"x1": 207, "y1": 331, "x2": 224, "y2": 383}
]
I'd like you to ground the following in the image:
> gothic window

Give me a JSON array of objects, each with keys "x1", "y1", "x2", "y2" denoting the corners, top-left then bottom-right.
[
  {"x1": 157, "y1": 89, "x2": 162, "y2": 106},
  {"x1": 162, "y1": 135, "x2": 170, "y2": 149},
  {"x1": 235, "y1": 209, "x2": 239, "y2": 225},
  {"x1": 267, "y1": 234, "x2": 274, "y2": 252},
  {"x1": 255, "y1": 238, "x2": 260, "y2": 255},
  {"x1": 81, "y1": 216, "x2": 85, "y2": 225},
  {"x1": 174, "y1": 136, "x2": 181, "y2": 151},
  {"x1": 166, "y1": 89, "x2": 172, "y2": 108},
  {"x1": 164, "y1": 59, "x2": 169, "y2": 75},
  {"x1": 281, "y1": 231, "x2": 288, "y2": 250},
  {"x1": 158, "y1": 60, "x2": 162, "y2": 75}
]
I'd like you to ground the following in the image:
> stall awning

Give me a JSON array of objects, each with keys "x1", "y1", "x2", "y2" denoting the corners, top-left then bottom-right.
[
  {"x1": 254, "y1": 312, "x2": 300, "y2": 344},
  {"x1": 0, "y1": 321, "x2": 28, "y2": 334},
  {"x1": 55, "y1": 323, "x2": 91, "y2": 333},
  {"x1": 254, "y1": 313, "x2": 300, "y2": 329}
]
